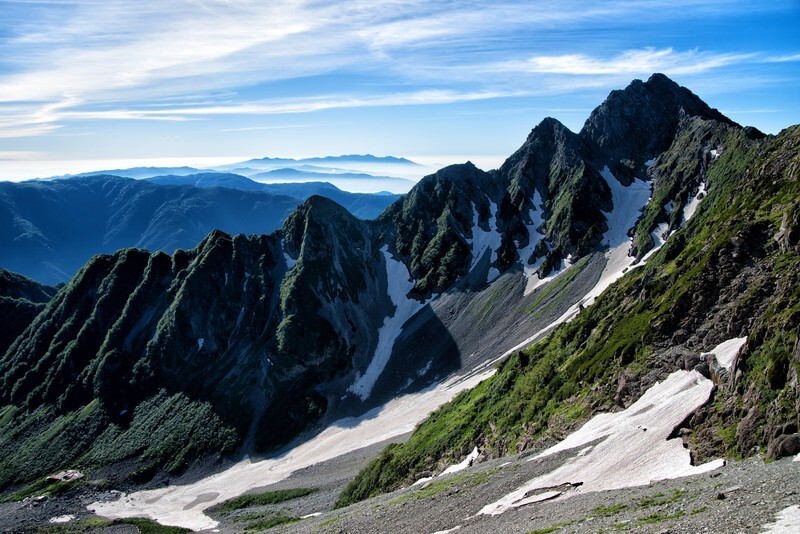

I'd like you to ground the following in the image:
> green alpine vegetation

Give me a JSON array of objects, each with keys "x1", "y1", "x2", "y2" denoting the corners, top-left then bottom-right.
[
  {"x1": 337, "y1": 120, "x2": 800, "y2": 506},
  {"x1": 1, "y1": 73, "x2": 795, "y2": 506}
]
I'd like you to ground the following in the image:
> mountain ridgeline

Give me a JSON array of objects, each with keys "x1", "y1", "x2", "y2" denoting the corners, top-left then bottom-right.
[
  {"x1": 0, "y1": 175, "x2": 399, "y2": 284},
  {"x1": 1, "y1": 74, "x2": 797, "y2": 496}
]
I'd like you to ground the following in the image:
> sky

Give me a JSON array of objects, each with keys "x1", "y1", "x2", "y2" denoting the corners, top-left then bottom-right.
[{"x1": 0, "y1": 0, "x2": 798, "y2": 180}]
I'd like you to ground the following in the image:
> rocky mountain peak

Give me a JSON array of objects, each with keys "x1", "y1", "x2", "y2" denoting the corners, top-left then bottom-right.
[{"x1": 580, "y1": 72, "x2": 735, "y2": 183}]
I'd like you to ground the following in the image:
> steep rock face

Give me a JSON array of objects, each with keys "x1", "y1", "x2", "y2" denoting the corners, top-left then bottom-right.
[
  {"x1": 581, "y1": 73, "x2": 736, "y2": 184},
  {"x1": 0, "y1": 195, "x2": 396, "y2": 487},
  {"x1": 493, "y1": 117, "x2": 610, "y2": 274},
  {"x1": 380, "y1": 163, "x2": 492, "y2": 297},
  {"x1": 0, "y1": 270, "x2": 56, "y2": 355}
]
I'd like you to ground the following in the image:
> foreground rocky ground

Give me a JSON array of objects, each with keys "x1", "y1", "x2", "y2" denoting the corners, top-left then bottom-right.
[{"x1": 3, "y1": 437, "x2": 798, "y2": 533}]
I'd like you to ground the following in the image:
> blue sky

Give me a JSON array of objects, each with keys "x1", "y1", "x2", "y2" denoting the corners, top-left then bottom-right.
[{"x1": 0, "y1": 0, "x2": 798, "y2": 178}]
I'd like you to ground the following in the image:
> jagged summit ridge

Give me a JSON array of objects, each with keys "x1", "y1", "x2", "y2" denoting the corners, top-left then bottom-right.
[
  {"x1": 580, "y1": 72, "x2": 736, "y2": 183},
  {"x1": 0, "y1": 74, "x2": 768, "y2": 497}
]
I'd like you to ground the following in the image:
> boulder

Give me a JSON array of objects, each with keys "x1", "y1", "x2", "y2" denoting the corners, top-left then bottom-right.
[{"x1": 767, "y1": 433, "x2": 800, "y2": 460}]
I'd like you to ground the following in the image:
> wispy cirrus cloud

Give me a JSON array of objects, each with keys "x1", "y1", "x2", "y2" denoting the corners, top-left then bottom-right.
[
  {"x1": 0, "y1": 0, "x2": 797, "y2": 143},
  {"x1": 492, "y1": 48, "x2": 758, "y2": 76}
]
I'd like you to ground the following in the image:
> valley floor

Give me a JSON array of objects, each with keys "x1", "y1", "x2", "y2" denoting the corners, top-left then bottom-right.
[
  {"x1": 3, "y1": 440, "x2": 798, "y2": 533},
  {"x1": 239, "y1": 449, "x2": 799, "y2": 534}
]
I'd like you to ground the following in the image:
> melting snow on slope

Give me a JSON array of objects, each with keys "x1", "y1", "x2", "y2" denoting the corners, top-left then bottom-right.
[
  {"x1": 761, "y1": 505, "x2": 800, "y2": 533},
  {"x1": 519, "y1": 191, "x2": 551, "y2": 296},
  {"x1": 441, "y1": 446, "x2": 479, "y2": 476},
  {"x1": 640, "y1": 222, "x2": 670, "y2": 263},
  {"x1": 49, "y1": 515, "x2": 75, "y2": 524},
  {"x1": 281, "y1": 239, "x2": 296, "y2": 269},
  {"x1": 89, "y1": 369, "x2": 493, "y2": 530},
  {"x1": 645, "y1": 158, "x2": 657, "y2": 167},
  {"x1": 682, "y1": 182, "x2": 707, "y2": 223},
  {"x1": 479, "y1": 369, "x2": 724, "y2": 516},
  {"x1": 702, "y1": 337, "x2": 747, "y2": 371},
  {"x1": 468, "y1": 200, "x2": 503, "y2": 283},
  {"x1": 196, "y1": 338, "x2": 204, "y2": 350},
  {"x1": 348, "y1": 246, "x2": 427, "y2": 401},
  {"x1": 580, "y1": 167, "x2": 651, "y2": 308}
]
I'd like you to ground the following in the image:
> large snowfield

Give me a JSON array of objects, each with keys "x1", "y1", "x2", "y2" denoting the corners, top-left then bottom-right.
[{"x1": 90, "y1": 369, "x2": 494, "y2": 530}]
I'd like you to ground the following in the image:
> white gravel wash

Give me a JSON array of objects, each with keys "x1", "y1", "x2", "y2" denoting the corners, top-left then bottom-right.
[
  {"x1": 89, "y1": 369, "x2": 494, "y2": 531},
  {"x1": 479, "y1": 370, "x2": 724, "y2": 516}
]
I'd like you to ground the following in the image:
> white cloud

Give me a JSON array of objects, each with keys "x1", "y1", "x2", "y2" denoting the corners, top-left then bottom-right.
[
  {"x1": 763, "y1": 53, "x2": 800, "y2": 63},
  {"x1": 493, "y1": 48, "x2": 757, "y2": 76},
  {"x1": 0, "y1": 0, "x2": 794, "y2": 140}
]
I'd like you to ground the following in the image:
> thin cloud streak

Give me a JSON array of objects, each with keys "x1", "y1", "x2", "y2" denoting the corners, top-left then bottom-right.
[
  {"x1": 490, "y1": 48, "x2": 758, "y2": 76},
  {"x1": 0, "y1": 1, "x2": 796, "y2": 143}
]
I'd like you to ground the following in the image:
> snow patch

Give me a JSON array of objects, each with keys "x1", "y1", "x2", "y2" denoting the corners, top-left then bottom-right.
[
  {"x1": 196, "y1": 338, "x2": 204, "y2": 350},
  {"x1": 645, "y1": 158, "x2": 657, "y2": 167},
  {"x1": 479, "y1": 370, "x2": 723, "y2": 516},
  {"x1": 431, "y1": 527, "x2": 462, "y2": 534},
  {"x1": 579, "y1": 167, "x2": 651, "y2": 308},
  {"x1": 243, "y1": 271, "x2": 251, "y2": 292},
  {"x1": 682, "y1": 182, "x2": 707, "y2": 223},
  {"x1": 224, "y1": 272, "x2": 228, "y2": 285},
  {"x1": 441, "y1": 446, "x2": 479, "y2": 476},
  {"x1": 710, "y1": 149, "x2": 721, "y2": 159},
  {"x1": 413, "y1": 476, "x2": 434, "y2": 486},
  {"x1": 281, "y1": 239, "x2": 296, "y2": 269},
  {"x1": 301, "y1": 512, "x2": 322, "y2": 519},
  {"x1": 468, "y1": 200, "x2": 503, "y2": 284},
  {"x1": 89, "y1": 368, "x2": 494, "y2": 530},
  {"x1": 348, "y1": 246, "x2": 427, "y2": 400},
  {"x1": 761, "y1": 505, "x2": 800, "y2": 533},
  {"x1": 520, "y1": 191, "x2": 550, "y2": 296},
  {"x1": 49, "y1": 515, "x2": 75, "y2": 524},
  {"x1": 418, "y1": 359, "x2": 433, "y2": 377},
  {"x1": 640, "y1": 222, "x2": 670, "y2": 263},
  {"x1": 702, "y1": 337, "x2": 747, "y2": 371}
]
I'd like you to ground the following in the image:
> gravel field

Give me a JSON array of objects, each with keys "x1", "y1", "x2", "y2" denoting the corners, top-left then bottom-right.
[{"x1": 2, "y1": 433, "x2": 798, "y2": 533}]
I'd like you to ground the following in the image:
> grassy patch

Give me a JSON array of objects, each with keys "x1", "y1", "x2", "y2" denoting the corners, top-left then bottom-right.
[
  {"x1": 320, "y1": 516, "x2": 341, "y2": 527},
  {"x1": 242, "y1": 513, "x2": 300, "y2": 531},
  {"x1": 637, "y1": 489, "x2": 687, "y2": 508},
  {"x1": 0, "y1": 477, "x2": 84, "y2": 503},
  {"x1": 217, "y1": 487, "x2": 317, "y2": 514},
  {"x1": 691, "y1": 506, "x2": 708, "y2": 515},
  {"x1": 636, "y1": 510, "x2": 684, "y2": 525},
  {"x1": 389, "y1": 470, "x2": 497, "y2": 505},
  {"x1": 594, "y1": 502, "x2": 627, "y2": 516}
]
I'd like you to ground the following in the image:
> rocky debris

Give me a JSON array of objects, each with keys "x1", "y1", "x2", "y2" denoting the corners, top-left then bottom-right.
[
  {"x1": 767, "y1": 434, "x2": 800, "y2": 460},
  {"x1": 45, "y1": 470, "x2": 84, "y2": 484}
]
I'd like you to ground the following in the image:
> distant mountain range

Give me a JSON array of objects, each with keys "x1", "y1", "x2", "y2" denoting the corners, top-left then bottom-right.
[
  {"x1": 233, "y1": 154, "x2": 420, "y2": 167},
  {"x1": 147, "y1": 173, "x2": 401, "y2": 218},
  {"x1": 34, "y1": 154, "x2": 421, "y2": 194},
  {"x1": 0, "y1": 174, "x2": 399, "y2": 284}
]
